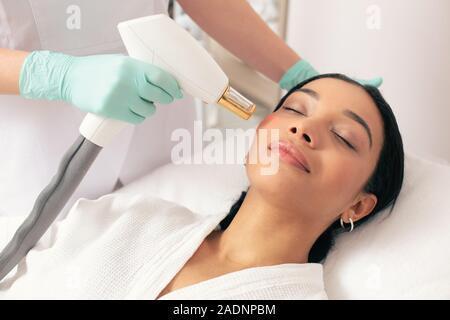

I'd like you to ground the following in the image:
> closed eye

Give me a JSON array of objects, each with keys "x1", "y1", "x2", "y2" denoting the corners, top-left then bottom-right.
[
  {"x1": 282, "y1": 106, "x2": 305, "y2": 116},
  {"x1": 334, "y1": 133, "x2": 356, "y2": 150},
  {"x1": 283, "y1": 106, "x2": 356, "y2": 151}
]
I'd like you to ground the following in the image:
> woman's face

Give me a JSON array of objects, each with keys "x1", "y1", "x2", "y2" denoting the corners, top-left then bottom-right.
[{"x1": 245, "y1": 77, "x2": 384, "y2": 225}]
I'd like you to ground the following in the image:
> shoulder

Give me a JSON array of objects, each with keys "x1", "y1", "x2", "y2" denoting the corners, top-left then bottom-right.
[
  {"x1": 71, "y1": 192, "x2": 205, "y2": 223},
  {"x1": 39, "y1": 193, "x2": 210, "y2": 253},
  {"x1": 60, "y1": 193, "x2": 205, "y2": 239}
]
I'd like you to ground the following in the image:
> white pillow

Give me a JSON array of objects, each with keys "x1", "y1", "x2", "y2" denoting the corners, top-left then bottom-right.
[
  {"x1": 115, "y1": 132, "x2": 450, "y2": 299},
  {"x1": 323, "y1": 152, "x2": 450, "y2": 299}
]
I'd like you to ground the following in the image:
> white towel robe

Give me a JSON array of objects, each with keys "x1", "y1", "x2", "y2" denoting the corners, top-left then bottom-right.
[{"x1": 0, "y1": 194, "x2": 328, "y2": 300}]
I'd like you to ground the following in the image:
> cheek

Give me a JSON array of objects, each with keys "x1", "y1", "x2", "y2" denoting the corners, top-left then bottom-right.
[
  {"x1": 323, "y1": 157, "x2": 365, "y2": 202},
  {"x1": 255, "y1": 114, "x2": 281, "y2": 144},
  {"x1": 257, "y1": 114, "x2": 277, "y2": 129},
  {"x1": 247, "y1": 114, "x2": 281, "y2": 162}
]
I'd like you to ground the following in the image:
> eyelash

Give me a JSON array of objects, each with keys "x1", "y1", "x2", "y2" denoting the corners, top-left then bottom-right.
[{"x1": 282, "y1": 106, "x2": 356, "y2": 151}]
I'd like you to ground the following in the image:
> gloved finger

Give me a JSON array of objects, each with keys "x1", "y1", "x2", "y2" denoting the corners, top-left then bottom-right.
[
  {"x1": 129, "y1": 97, "x2": 156, "y2": 118},
  {"x1": 279, "y1": 59, "x2": 320, "y2": 91},
  {"x1": 355, "y1": 77, "x2": 383, "y2": 88},
  {"x1": 368, "y1": 77, "x2": 383, "y2": 87},
  {"x1": 144, "y1": 66, "x2": 183, "y2": 99},
  {"x1": 137, "y1": 74, "x2": 173, "y2": 104},
  {"x1": 126, "y1": 109, "x2": 146, "y2": 125}
]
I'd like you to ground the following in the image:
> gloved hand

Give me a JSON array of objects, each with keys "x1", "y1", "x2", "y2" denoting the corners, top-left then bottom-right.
[
  {"x1": 279, "y1": 59, "x2": 383, "y2": 91},
  {"x1": 19, "y1": 51, "x2": 183, "y2": 124}
]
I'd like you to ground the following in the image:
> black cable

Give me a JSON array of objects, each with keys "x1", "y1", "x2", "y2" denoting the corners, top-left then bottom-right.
[{"x1": 0, "y1": 136, "x2": 102, "y2": 281}]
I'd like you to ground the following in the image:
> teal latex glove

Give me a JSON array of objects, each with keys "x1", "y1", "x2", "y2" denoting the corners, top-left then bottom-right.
[
  {"x1": 279, "y1": 59, "x2": 383, "y2": 91},
  {"x1": 19, "y1": 51, "x2": 183, "y2": 124}
]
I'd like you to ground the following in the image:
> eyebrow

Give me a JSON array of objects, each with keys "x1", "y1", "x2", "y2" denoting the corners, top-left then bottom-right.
[{"x1": 294, "y1": 88, "x2": 373, "y2": 149}]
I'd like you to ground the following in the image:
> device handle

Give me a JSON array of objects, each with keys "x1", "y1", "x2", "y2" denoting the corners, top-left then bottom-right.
[{"x1": 79, "y1": 113, "x2": 129, "y2": 147}]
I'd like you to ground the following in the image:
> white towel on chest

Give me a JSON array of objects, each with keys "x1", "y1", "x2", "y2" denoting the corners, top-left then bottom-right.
[{"x1": 0, "y1": 194, "x2": 327, "y2": 300}]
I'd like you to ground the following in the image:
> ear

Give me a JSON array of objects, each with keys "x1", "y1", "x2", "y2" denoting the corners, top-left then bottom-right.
[{"x1": 342, "y1": 193, "x2": 378, "y2": 223}]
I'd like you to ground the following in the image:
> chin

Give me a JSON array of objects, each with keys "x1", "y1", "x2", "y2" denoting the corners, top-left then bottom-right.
[
  {"x1": 247, "y1": 163, "x2": 294, "y2": 189},
  {"x1": 246, "y1": 158, "x2": 305, "y2": 180},
  {"x1": 247, "y1": 161, "x2": 311, "y2": 196}
]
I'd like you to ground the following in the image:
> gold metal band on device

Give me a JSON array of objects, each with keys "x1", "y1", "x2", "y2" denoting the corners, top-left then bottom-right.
[{"x1": 217, "y1": 86, "x2": 256, "y2": 120}]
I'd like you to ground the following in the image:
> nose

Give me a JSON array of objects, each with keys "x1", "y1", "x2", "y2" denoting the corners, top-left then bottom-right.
[{"x1": 289, "y1": 126, "x2": 313, "y2": 146}]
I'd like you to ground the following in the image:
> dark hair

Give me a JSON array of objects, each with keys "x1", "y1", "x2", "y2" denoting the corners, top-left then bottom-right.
[{"x1": 219, "y1": 73, "x2": 405, "y2": 263}]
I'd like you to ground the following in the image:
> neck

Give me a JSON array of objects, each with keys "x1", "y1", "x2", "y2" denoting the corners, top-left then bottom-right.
[{"x1": 212, "y1": 187, "x2": 322, "y2": 268}]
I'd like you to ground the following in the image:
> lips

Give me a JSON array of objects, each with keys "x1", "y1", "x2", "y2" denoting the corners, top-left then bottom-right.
[{"x1": 269, "y1": 140, "x2": 311, "y2": 173}]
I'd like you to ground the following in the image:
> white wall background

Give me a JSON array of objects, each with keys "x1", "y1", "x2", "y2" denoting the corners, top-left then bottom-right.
[{"x1": 286, "y1": 0, "x2": 450, "y2": 163}]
